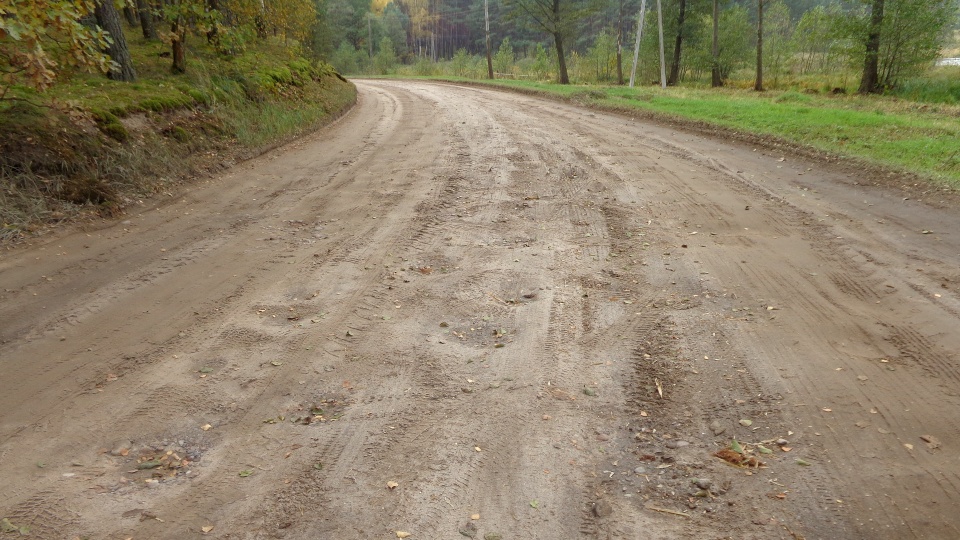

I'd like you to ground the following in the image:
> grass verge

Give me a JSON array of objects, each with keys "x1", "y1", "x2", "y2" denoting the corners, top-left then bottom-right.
[
  {"x1": 1, "y1": 35, "x2": 355, "y2": 244},
  {"x1": 425, "y1": 77, "x2": 960, "y2": 190}
]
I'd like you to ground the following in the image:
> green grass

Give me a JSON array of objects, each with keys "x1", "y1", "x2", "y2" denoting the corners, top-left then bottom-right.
[
  {"x1": 428, "y1": 77, "x2": 960, "y2": 188},
  {"x1": 1, "y1": 32, "x2": 355, "y2": 241}
]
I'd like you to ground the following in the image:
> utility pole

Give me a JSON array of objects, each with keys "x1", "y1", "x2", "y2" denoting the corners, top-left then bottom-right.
[
  {"x1": 656, "y1": 0, "x2": 666, "y2": 88},
  {"x1": 484, "y1": 0, "x2": 493, "y2": 79},
  {"x1": 628, "y1": 0, "x2": 648, "y2": 87},
  {"x1": 368, "y1": 14, "x2": 373, "y2": 58}
]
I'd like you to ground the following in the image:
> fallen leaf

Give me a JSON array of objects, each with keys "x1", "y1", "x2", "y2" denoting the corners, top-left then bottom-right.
[
  {"x1": 583, "y1": 387, "x2": 597, "y2": 397},
  {"x1": 201, "y1": 525, "x2": 214, "y2": 533},
  {"x1": 199, "y1": 367, "x2": 214, "y2": 373},
  {"x1": 106, "y1": 373, "x2": 119, "y2": 382},
  {"x1": 904, "y1": 443, "x2": 914, "y2": 451},
  {"x1": 714, "y1": 448, "x2": 763, "y2": 468},
  {"x1": 730, "y1": 439, "x2": 744, "y2": 454},
  {"x1": 396, "y1": 532, "x2": 411, "y2": 538},
  {"x1": 387, "y1": 481, "x2": 399, "y2": 489},
  {"x1": 739, "y1": 419, "x2": 752, "y2": 427},
  {"x1": 1, "y1": 519, "x2": 19, "y2": 533},
  {"x1": 822, "y1": 408, "x2": 832, "y2": 412},
  {"x1": 137, "y1": 460, "x2": 162, "y2": 470},
  {"x1": 201, "y1": 424, "x2": 212, "y2": 431},
  {"x1": 270, "y1": 361, "x2": 282, "y2": 366},
  {"x1": 239, "y1": 469, "x2": 254, "y2": 477},
  {"x1": 796, "y1": 459, "x2": 811, "y2": 466},
  {"x1": 757, "y1": 445, "x2": 773, "y2": 454},
  {"x1": 474, "y1": 447, "x2": 482, "y2": 452},
  {"x1": 529, "y1": 500, "x2": 539, "y2": 509},
  {"x1": 470, "y1": 513, "x2": 480, "y2": 520},
  {"x1": 780, "y1": 446, "x2": 792, "y2": 452}
]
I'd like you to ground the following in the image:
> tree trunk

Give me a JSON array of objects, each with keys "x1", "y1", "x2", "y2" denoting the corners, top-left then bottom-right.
[
  {"x1": 554, "y1": 32, "x2": 569, "y2": 84},
  {"x1": 123, "y1": 5, "x2": 138, "y2": 26},
  {"x1": 171, "y1": 17, "x2": 187, "y2": 74},
  {"x1": 616, "y1": 0, "x2": 624, "y2": 85},
  {"x1": 206, "y1": 0, "x2": 220, "y2": 44},
  {"x1": 135, "y1": 0, "x2": 157, "y2": 39},
  {"x1": 667, "y1": 0, "x2": 685, "y2": 85},
  {"x1": 484, "y1": 0, "x2": 493, "y2": 79},
  {"x1": 711, "y1": 0, "x2": 721, "y2": 87},
  {"x1": 858, "y1": 0, "x2": 884, "y2": 94},
  {"x1": 552, "y1": 0, "x2": 569, "y2": 84},
  {"x1": 94, "y1": 1, "x2": 137, "y2": 82},
  {"x1": 754, "y1": 0, "x2": 763, "y2": 91}
]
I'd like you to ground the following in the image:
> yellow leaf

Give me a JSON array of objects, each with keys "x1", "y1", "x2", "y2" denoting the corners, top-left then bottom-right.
[
  {"x1": 387, "y1": 481, "x2": 399, "y2": 489},
  {"x1": 201, "y1": 525, "x2": 214, "y2": 533},
  {"x1": 396, "y1": 532, "x2": 411, "y2": 538}
]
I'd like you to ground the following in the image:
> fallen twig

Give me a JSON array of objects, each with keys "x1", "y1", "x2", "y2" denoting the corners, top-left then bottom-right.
[{"x1": 645, "y1": 506, "x2": 690, "y2": 518}]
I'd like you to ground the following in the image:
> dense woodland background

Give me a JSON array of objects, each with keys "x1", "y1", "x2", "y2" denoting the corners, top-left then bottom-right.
[{"x1": 2, "y1": 0, "x2": 959, "y2": 99}]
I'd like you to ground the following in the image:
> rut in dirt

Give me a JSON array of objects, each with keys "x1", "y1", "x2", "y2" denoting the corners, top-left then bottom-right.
[{"x1": 1, "y1": 80, "x2": 960, "y2": 540}]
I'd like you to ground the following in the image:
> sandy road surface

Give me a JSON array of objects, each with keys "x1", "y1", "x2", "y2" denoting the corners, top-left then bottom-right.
[{"x1": 2, "y1": 80, "x2": 960, "y2": 540}]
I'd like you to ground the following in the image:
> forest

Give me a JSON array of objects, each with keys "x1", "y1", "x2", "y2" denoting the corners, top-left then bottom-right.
[
  {"x1": 320, "y1": 0, "x2": 960, "y2": 92},
  {"x1": 2, "y1": 0, "x2": 958, "y2": 99}
]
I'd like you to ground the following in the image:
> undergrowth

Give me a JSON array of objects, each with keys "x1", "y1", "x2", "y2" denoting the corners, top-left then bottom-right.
[{"x1": 0, "y1": 35, "x2": 355, "y2": 243}]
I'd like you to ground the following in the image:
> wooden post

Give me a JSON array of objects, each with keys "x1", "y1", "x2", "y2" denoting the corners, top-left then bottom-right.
[
  {"x1": 485, "y1": 0, "x2": 493, "y2": 79},
  {"x1": 656, "y1": 0, "x2": 666, "y2": 88},
  {"x1": 628, "y1": 0, "x2": 648, "y2": 87}
]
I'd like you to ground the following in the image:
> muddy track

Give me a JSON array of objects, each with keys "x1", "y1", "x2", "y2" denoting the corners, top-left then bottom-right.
[{"x1": 1, "y1": 80, "x2": 959, "y2": 540}]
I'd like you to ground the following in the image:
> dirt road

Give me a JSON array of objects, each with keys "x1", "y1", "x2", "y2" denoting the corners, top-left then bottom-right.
[{"x1": 2, "y1": 80, "x2": 960, "y2": 540}]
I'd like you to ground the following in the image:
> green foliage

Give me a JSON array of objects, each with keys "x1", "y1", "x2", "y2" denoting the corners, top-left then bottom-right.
[
  {"x1": 873, "y1": 0, "x2": 959, "y2": 88},
  {"x1": 532, "y1": 43, "x2": 550, "y2": 81},
  {"x1": 0, "y1": 0, "x2": 111, "y2": 95},
  {"x1": 451, "y1": 48, "x2": 471, "y2": 77},
  {"x1": 373, "y1": 37, "x2": 397, "y2": 74},
  {"x1": 585, "y1": 30, "x2": 617, "y2": 83},
  {"x1": 494, "y1": 37, "x2": 515, "y2": 76},
  {"x1": 789, "y1": 4, "x2": 853, "y2": 77},
  {"x1": 91, "y1": 110, "x2": 129, "y2": 142},
  {"x1": 894, "y1": 67, "x2": 960, "y2": 104},
  {"x1": 331, "y1": 41, "x2": 365, "y2": 74},
  {"x1": 763, "y1": 1, "x2": 794, "y2": 86}
]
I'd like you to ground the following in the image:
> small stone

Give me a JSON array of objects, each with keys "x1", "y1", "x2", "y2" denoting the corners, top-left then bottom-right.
[
  {"x1": 694, "y1": 478, "x2": 712, "y2": 490},
  {"x1": 592, "y1": 500, "x2": 614, "y2": 518},
  {"x1": 484, "y1": 534, "x2": 503, "y2": 540},
  {"x1": 634, "y1": 467, "x2": 646, "y2": 474},
  {"x1": 459, "y1": 520, "x2": 478, "y2": 538},
  {"x1": 709, "y1": 420, "x2": 726, "y2": 435},
  {"x1": 110, "y1": 443, "x2": 132, "y2": 457},
  {"x1": 776, "y1": 438, "x2": 789, "y2": 446}
]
